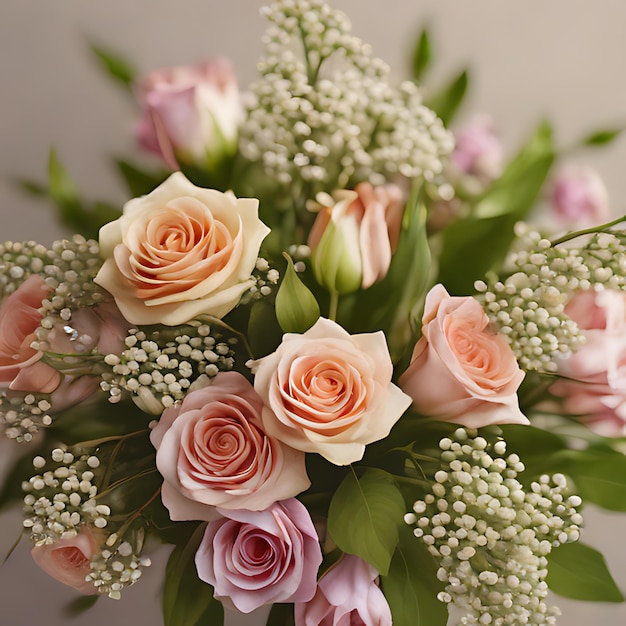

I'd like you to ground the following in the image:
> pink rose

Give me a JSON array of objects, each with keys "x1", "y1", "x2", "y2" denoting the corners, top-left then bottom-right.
[
  {"x1": 95, "y1": 172, "x2": 270, "y2": 325},
  {"x1": 31, "y1": 526, "x2": 100, "y2": 595},
  {"x1": 398, "y1": 284, "x2": 528, "y2": 427},
  {"x1": 551, "y1": 289, "x2": 626, "y2": 436},
  {"x1": 549, "y1": 165, "x2": 610, "y2": 229},
  {"x1": 295, "y1": 554, "x2": 392, "y2": 626},
  {"x1": 308, "y1": 182, "x2": 405, "y2": 292},
  {"x1": 450, "y1": 114, "x2": 503, "y2": 185},
  {"x1": 0, "y1": 275, "x2": 61, "y2": 394},
  {"x1": 248, "y1": 318, "x2": 412, "y2": 466},
  {"x1": 134, "y1": 58, "x2": 242, "y2": 170},
  {"x1": 150, "y1": 372, "x2": 310, "y2": 520},
  {"x1": 195, "y1": 498, "x2": 322, "y2": 613}
]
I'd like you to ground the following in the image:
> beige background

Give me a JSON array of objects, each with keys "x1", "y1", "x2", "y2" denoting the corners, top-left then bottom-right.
[{"x1": 1, "y1": 1, "x2": 626, "y2": 624}]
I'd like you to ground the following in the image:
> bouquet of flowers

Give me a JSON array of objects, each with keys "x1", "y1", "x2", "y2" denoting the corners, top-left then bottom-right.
[{"x1": 2, "y1": 1, "x2": 626, "y2": 624}]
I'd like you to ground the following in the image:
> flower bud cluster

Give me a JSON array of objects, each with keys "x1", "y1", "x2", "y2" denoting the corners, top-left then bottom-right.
[
  {"x1": 87, "y1": 529, "x2": 152, "y2": 599},
  {"x1": 405, "y1": 428, "x2": 583, "y2": 625},
  {"x1": 239, "y1": 257, "x2": 280, "y2": 306},
  {"x1": 34, "y1": 236, "x2": 105, "y2": 351},
  {"x1": 0, "y1": 393, "x2": 52, "y2": 443},
  {"x1": 100, "y1": 321, "x2": 236, "y2": 413},
  {"x1": 240, "y1": 0, "x2": 453, "y2": 195},
  {"x1": 475, "y1": 225, "x2": 626, "y2": 372},
  {"x1": 0, "y1": 240, "x2": 52, "y2": 298},
  {"x1": 22, "y1": 448, "x2": 109, "y2": 545}
]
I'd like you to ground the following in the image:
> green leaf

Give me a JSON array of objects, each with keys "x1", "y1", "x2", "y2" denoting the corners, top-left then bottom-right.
[
  {"x1": 267, "y1": 603, "x2": 295, "y2": 626},
  {"x1": 581, "y1": 128, "x2": 623, "y2": 146},
  {"x1": 327, "y1": 468, "x2": 405, "y2": 575},
  {"x1": 412, "y1": 29, "x2": 432, "y2": 82},
  {"x1": 48, "y1": 148, "x2": 83, "y2": 225},
  {"x1": 90, "y1": 43, "x2": 136, "y2": 90},
  {"x1": 116, "y1": 159, "x2": 166, "y2": 197},
  {"x1": 546, "y1": 542, "x2": 624, "y2": 602},
  {"x1": 382, "y1": 524, "x2": 448, "y2": 626},
  {"x1": 62, "y1": 594, "x2": 100, "y2": 618},
  {"x1": 14, "y1": 178, "x2": 48, "y2": 196},
  {"x1": 247, "y1": 299, "x2": 283, "y2": 359},
  {"x1": 425, "y1": 69, "x2": 468, "y2": 126},
  {"x1": 565, "y1": 450, "x2": 626, "y2": 512},
  {"x1": 163, "y1": 524, "x2": 224, "y2": 626},
  {"x1": 275, "y1": 254, "x2": 320, "y2": 333},
  {"x1": 437, "y1": 120, "x2": 555, "y2": 295}
]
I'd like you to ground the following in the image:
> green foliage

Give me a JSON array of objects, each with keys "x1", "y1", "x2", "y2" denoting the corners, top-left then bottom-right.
[
  {"x1": 275, "y1": 254, "x2": 321, "y2": 333},
  {"x1": 90, "y1": 43, "x2": 137, "y2": 91},
  {"x1": 436, "y1": 120, "x2": 555, "y2": 295},
  {"x1": 247, "y1": 299, "x2": 283, "y2": 359},
  {"x1": 425, "y1": 69, "x2": 468, "y2": 126},
  {"x1": 267, "y1": 603, "x2": 295, "y2": 626},
  {"x1": 62, "y1": 594, "x2": 100, "y2": 618},
  {"x1": 327, "y1": 468, "x2": 405, "y2": 575},
  {"x1": 382, "y1": 524, "x2": 448, "y2": 626},
  {"x1": 546, "y1": 542, "x2": 624, "y2": 602},
  {"x1": 580, "y1": 128, "x2": 623, "y2": 146},
  {"x1": 116, "y1": 159, "x2": 167, "y2": 198},
  {"x1": 163, "y1": 524, "x2": 224, "y2": 626},
  {"x1": 412, "y1": 28, "x2": 432, "y2": 82}
]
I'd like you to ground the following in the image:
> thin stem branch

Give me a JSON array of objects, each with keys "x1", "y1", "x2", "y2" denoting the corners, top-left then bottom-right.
[{"x1": 550, "y1": 214, "x2": 626, "y2": 246}]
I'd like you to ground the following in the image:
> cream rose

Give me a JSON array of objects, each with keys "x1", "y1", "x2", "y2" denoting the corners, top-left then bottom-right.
[
  {"x1": 150, "y1": 372, "x2": 310, "y2": 519},
  {"x1": 95, "y1": 172, "x2": 270, "y2": 326},
  {"x1": 248, "y1": 318, "x2": 412, "y2": 466},
  {"x1": 31, "y1": 527, "x2": 100, "y2": 595},
  {"x1": 399, "y1": 284, "x2": 528, "y2": 427}
]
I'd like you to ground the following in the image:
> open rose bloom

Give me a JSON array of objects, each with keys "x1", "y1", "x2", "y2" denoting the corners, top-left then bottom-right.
[
  {"x1": 399, "y1": 284, "x2": 528, "y2": 427},
  {"x1": 249, "y1": 317, "x2": 412, "y2": 465},
  {"x1": 95, "y1": 172, "x2": 270, "y2": 325}
]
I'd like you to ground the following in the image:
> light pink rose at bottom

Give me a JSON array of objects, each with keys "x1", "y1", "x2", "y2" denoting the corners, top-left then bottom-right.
[
  {"x1": 295, "y1": 554, "x2": 392, "y2": 626},
  {"x1": 195, "y1": 499, "x2": 322, "y2": 613},
  {"x1": 31, "y1": 527, "x2": 100, "y2": 594}
]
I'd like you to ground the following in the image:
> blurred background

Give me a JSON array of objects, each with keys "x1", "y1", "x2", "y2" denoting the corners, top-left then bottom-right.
[{"x1": 1, "y1": 0, "x2": 625, "y2": 624}]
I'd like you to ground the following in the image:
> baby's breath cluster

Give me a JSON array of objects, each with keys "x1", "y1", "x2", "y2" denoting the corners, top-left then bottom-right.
[
  {"x1": 475, "y1": 225, "x2": 626, "y2": 372},
  {"x1": 0, "y1": 393, "x2": 52, "y2": 442},
  {"x1": 240, "y1": 0, "x2": 453, "y2": 197},
  {"x1": 101, "y1": 321, "x2": 236, "y2": 413},
  {"x1": 0, "y1": 240, "x2": 52, "y2": 297},
  {"x1": 22, "y1": 447, "x2": 110, "y2": 545},
  {"x1": 239, "y1": 257, "x2": 280, "y2": 306},
  {"x1": 87, "y1": 529, "x2": 152, "y2": 599},
  {"x1": 405, "y1": 428, "x2": 582, "y2": 625}
]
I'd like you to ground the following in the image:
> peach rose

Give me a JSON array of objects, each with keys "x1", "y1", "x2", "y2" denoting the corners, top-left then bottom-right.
[
  {"x1": 248, "y1": 318, "x2": 412, "y2": 465},
  {"x1": 295, "y1": 554, "x2": 392, "y2": 626},
  {"x1": 551, "y1": 289, "x2": 626, "y2": 436},
  {"x1": 308, "y1": 182, "x2": 405, "y2": 292},
  {"x1": 95, "y1": 172, "x2": 270, "y2": 326},
  {"x1": 150, "y1": 372, "x2": 310, "y2": 519},
  {"x1": 195, "y1": 499, "x2": 322, "y2": 613},
  {"x1": 31, "y1": 527, "x2": 100, "y2": 595},
  {"x1": 0, "y1": 275, "x2": 61, "y2": 394},
  {"x1": 399, "y1": 284, "x2": 528, "y2": 427}
]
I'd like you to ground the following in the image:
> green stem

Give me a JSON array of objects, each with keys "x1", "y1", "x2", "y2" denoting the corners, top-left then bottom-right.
[
  {"x1": 115, "y1": 486, "x2": 162, "y2": 538},
  {"x1": 550, "y1": 214, "x2": 626, "y2": 246},
  {"x1": 328, "y1": 290, "x2": 339, "y2": 321},
  {"x1": 73, "y1": 429, "x2": 149, "y2": 451},
  {"x1": 96, "y1": 468, "x2": 159, "y2": 500}
]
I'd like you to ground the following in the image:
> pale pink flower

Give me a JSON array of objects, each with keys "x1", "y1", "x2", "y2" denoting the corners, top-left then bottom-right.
[
  {"x1": 95, "y1": 172, "x2": 270, "y2": 326},
  {"x1": 134, "y1": 58, "x2": 242, "y2": 170},
  {"x1": 552, "y1": 289, "x2": 626, "y2": 436},
  {"x1": 31, "y1": 527, "x2": 101, "y2": 595},
  {"x1": 450, "y1": 114, "x2": 503, "y2": 185},
  {"x1": 150, "y1": 372, "x2": 310, "y2": 520},
  {"x1": 248, "y1": 318, "x2": 412, "y2": 466},
  {"x1": 399, "y1": 284, "x2": 528, "y2": 427},
  {"x1": 549, "y1": 165, "x2": 610, "y2": 229},
  {"x1": 295, "y1": 554, "x2": 392, "y2": 626},
  {"x1": 0, "y1": 275, "x2": 61, "y2": 394},
  {"x1": 195, "y1": 499, "x2": 322, "y2": 613},
  {"x1": 308, "y1": 182, "x2": 405, "y2": 292}
]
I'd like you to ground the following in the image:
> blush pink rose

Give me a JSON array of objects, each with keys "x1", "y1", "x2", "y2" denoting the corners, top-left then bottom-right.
[
  {"x1": 95, "y1": 172, "x2": 270, "y2": 326},
  {"x1": 134, "y1": 58, "x2": 242, "y2": 170},
  {"x1": 295, "y1": 554, "x2": 392, "y2": 626},
  {"x1": 399, "y1": 284, "x2": 528, "y2": 427},
  {"x1": 31, "y1": 527, "x2": 100, "y2": 595},
  {"x1": 0, "y1": 275, "x2": 61, "y2": 394},
  {"x1": 551, "y1": 289, "x2": 626, "y2": 436},
  {"x1": 308, "y1": 183, "x2": 405, "y2": 292},
  {"x1": 150, "y1": 372, "x2": 310, "y2": 520},
  {"x1": 195, "y1": 498, "x2": 322, "y2": 613},
  {"x1": 248, "y1": 318, "x2": 412, "y2": 466}
]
